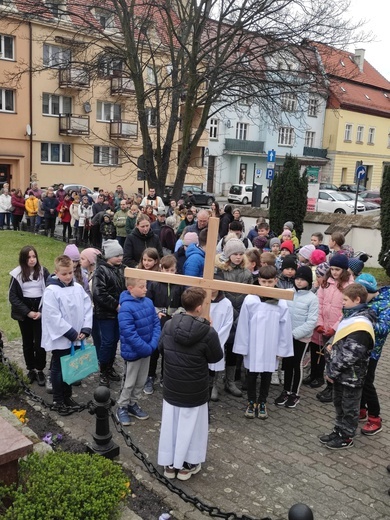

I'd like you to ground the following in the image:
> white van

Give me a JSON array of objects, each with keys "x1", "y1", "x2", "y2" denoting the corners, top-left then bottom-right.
[{"x1": 228, "y1": 184, "x2": 269, "y2": 205}]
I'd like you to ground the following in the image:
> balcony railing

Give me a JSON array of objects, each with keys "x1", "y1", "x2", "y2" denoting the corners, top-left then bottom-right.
[
  {"x1": 59, "y1": 67, "x2": 90, "y2": 89},
  {"x1": 59, "y1": 114, "x2": 90, "y2": 136},
  {"x1": 110, "y1": 120, "x2": 138, "y2": 139},
  {"x1": 303, "y1": 146, "x2": 328, "y2": 158},
  {"x1": 224, "y1": 139, "x2": 265, "y2": 154},
  {"x1": 111, "y1": 76, "x2": 135, "y2": 95}
]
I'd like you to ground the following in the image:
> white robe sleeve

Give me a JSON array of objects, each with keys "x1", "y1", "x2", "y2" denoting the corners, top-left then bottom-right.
[
  {"x1": 233, "y1": 297, "x2": 250, "y2": 356},
  {"x1": 276, "y1": 302, "x2": 294, "y2": 358}
]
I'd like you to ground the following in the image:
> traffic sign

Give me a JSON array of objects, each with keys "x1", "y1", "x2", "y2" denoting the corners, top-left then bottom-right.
[
  {"x1": 356, "y1": 165, "x2": 366, "y2": 180},
  {"x1": 266, "y1": 168, "x2": 274, "y2": 180},
  {"x1": 267, "y1": 150, "x2": 276, "y2": 163},
  {"x1": 256, "y1": 168, "x2": 262, "y2": 176}
]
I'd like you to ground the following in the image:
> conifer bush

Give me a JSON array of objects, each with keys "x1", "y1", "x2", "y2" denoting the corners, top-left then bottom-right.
[{"x1": 379, "y1": 164, "x2": 390, "y2": 276}]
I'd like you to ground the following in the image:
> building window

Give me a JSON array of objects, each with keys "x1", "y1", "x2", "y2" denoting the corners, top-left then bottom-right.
[
  {"x1": 281, "y1": 93, "x2": 297, "y2": 112},
  {"x1": 344, "y1": 124, "x2": 352, "y2": 141},
  {"x1": 43, "y1": 44, "x2": 71, "y2": 68},
  {"x1": 305, "y1": 131, "x2": 315, "y2": 147},
  {"x1": 308, "y1": 96, "x2": 318, "y2": 117},
  {"x1": 356, "y1": 125, "x2": 364, "y2": 143},
  {"x1": 146, "y1": 66, "x2": 156, "y2": 85},
  {"x1": 146, "y1": 107, "x2": 157, "y2": 127},
  {"x1": 368, "y1": 127, "x2": 375, "y2": 144},
  {"x1": 94, "y1": 146, "x2": 119, "y2": 166},
  {"x1": 41, "y1": 143, "x2": 71, "y2": 163},
  {"x1": 47, "y1": 1, "x2": 64, "y2": 18},
  {"x1": 0, "y1": 88, "x2": 14, "y2": 111},
  {"x1": 42, "y1": 93, "x2": 71, "y2": 116},
  {"x1": 96, "y1": 101, "x2": 121, "y2": 121},
  {"x1": 236, "y1": 122, "x2": 248, "y2": 140},
  {"x1": 278, "y1": 126, "x2": 294, "y2": 146},
  {"x1": 209, "y1": 118, "x2": 218, "y2": 139},
  {"x1": 94, "y1": 8, "x2": 115, "y2": 29},
  {"x1": 98, "y1": 56, "x2": 123, "y2": 78},
  {"x1": 0, "y1": 34, "x2": 14, "y2": 60}
]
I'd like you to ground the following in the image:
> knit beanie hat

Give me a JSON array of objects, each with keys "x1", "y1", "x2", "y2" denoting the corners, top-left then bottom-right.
[
  {"x1": 316, "y1": 262, "x2": 329, "y2": 277},
  {"x1": 355, "y1": 273, "x2": 378, "y2": 293},
  {"x1": 269, "y1": 237, "x2": 281, "y2": 248},
  {"x1": 310, "y1": 249, "x2": 326, "y2": 266},
  {"x1": 280, "y1": 240, "x2": 294, "y2": 254},
  {"x1": 183, "y1": 232, "x2": 199, "y2": 246},
  {"x1": 299, "y1": 244, "x2": 315, "y2": 260},
  {"x1": 295, "y1": 266, "x2": 313, "y2": 288},
  {"x1": 103, "y1": 239, "x2": 123, "y2": 259},
  {"x1": 281, "y1": 255, "x2": 297, "y2": 271},
  {"x1": 166, "y1": 216, "x2": 176, "y2": 229},
  {"x1": 281, "y1": 229, "x2": 292, "y2": 238},
  {"x1": 348, "y1": 258, "x2": 364, "y2": 277},
  {"x1": 253, "y1": 235, "x2": 268, "y2": 250},
  {"x1": 283, "y1": 221, "x2": 294, "y2": 231},
  {"x1": 64, "y1": 244, "x2": 80, "y2": 261},
  {"x1": 329, "y1": 253, "x2": 349, "y2": 270},
  {"x1": 315, "y1": 262, "x2": 329, "y2": 278},
  {"x1": 81, "y1": 248, "x2": 101, "y2": 266},
  {"x1": 224, "y1": 238, "x2": 246, "y2": 258}
]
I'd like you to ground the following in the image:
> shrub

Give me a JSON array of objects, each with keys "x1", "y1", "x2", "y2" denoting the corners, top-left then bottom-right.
[
  {"x1": 379, "y1": 164, "x2": 390, "y2": 276},
  {"x1": 0, "y1": 361, "x2": 27, "y2": 398},
  {"x1": 1, "y1": 452, "x2": 130, "y2": 520}
]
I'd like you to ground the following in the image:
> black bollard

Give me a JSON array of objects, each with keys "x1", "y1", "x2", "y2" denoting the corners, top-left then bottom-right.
[
  {"x1": 288, "y1": 503, "x2": 314, "y2": 520},
  {"x1": 87, "y1": 386, "x2": 120, "y2": 459}
]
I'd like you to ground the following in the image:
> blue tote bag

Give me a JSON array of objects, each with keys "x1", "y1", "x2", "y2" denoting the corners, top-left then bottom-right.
[{"x1": 60, "y1": 341, "x2": 99, "y2": 385}]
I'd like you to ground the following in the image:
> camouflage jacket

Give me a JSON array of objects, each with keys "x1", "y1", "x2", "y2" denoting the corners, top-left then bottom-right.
[{"x1": 366, "y1": 286, "x2": 390, "y2": 360}]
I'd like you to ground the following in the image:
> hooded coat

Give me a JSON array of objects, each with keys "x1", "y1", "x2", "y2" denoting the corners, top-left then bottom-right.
[{"x1": 123, "y1": 227, "x2": 163, "y2": 267}]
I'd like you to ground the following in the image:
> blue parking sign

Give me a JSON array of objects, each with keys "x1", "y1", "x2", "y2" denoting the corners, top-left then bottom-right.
[{"x1": 266, "y1": 168, "x2": 274, "y2": 180}]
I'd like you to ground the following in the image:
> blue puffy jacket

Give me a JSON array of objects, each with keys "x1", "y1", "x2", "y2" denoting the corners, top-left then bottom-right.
[
  {"x1": 183, "y1": 243, "x2": 205, "y2": 277},
  {"x1": 118, "y1": 291, "x2": 161, "y2": 361}
]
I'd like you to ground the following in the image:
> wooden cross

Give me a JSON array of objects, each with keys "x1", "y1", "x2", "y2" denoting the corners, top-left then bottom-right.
[{"x1": 124, "y1": 216, "x2": 293, "y2": 316}]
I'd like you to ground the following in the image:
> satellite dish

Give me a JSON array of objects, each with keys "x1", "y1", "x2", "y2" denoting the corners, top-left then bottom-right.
[
  {"x1": 83, "y1": 102, "x2": 92, "y2": 113},
  {"x1": 26, "y1": 124, "x2": 32, "y2": 136}
]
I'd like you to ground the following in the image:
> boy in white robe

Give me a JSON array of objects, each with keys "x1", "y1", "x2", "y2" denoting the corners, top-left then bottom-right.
[{"x1": 233, "y1": 265, "x2": 293, "y2": 420}]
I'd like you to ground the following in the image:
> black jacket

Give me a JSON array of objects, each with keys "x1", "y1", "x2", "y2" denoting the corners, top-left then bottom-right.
[
  {"x1": 146, "y1": 281, "x2": 183, "y2": 312},
  {"x1": 219, "y1": 212, "x2": 234, "y2": 239},
  {"x1": 42, "y1": 195, "x2": 58, "y2": 219},
  {"x1": 92, "y1": 257, "x2": 126, "y2": 319},
  {"x1": 159, "y1": 313, "x2": 222, "y2": 407},
  {"x1": 123, "y1": 227, "x2": 163, "y2": 267},
  {"x1": 174, "y1": 245, "x2": 186, "y2": 274},
  {"x1": 9, "y1": 267, "x2": 50, "y2": 321}
]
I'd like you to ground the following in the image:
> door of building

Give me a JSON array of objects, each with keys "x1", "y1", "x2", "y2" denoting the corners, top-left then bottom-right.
[{"x1": 0, "y1": 165, "x2": 10, "y2": 190}]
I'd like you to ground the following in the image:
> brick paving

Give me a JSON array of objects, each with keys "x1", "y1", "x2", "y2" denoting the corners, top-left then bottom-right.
[{"x1": 3, "y1": 338, "x2": 390, "y2": 520}]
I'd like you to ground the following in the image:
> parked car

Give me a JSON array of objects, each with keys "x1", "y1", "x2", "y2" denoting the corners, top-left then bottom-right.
[
  {"x1": 337, "y1": 184, "x2": 366, "y2": 193},
  {"x1": 228, "y1": 184, "x2": 269, "y2": 205},
  {"x1": 162, "y1": 185, "x2": 215, "y2": 206},
  {"x1": 341, "y1": 192, "x2": 380, "y2": 211},
  {"x1": 360, "y1": 190, "x2": 381, "y2": 205},
  {"x1": 316, "y1": 190, "x2": 365, "y2": 214},
  {"x1": 320, "y1": 182, "x2": 339, "y2": 191}
]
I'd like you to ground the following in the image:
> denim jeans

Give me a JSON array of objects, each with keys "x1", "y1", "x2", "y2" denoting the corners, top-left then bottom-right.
[
  {"x1": 51, "y1": 348, "x2": 74, "y2": 403},
  {"x1": 333, "y1": 381, "x2": 362, "y2": 437},
  {"x1": 0, "y1": 212, "x2": 11, "y2": 228},
  {"x1": 98, "y1": 318, "x2": 119, "y2": 367}
]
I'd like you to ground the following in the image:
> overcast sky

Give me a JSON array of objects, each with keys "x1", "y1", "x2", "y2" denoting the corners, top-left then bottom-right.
[{"x1": 346, "y1": 0, "x2": 390, "y2": 81}]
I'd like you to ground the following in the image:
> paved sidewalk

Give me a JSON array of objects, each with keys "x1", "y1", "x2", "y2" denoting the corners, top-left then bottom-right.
[{"x1": 3, "y1": 339, "x2": 390, "y2": 520}]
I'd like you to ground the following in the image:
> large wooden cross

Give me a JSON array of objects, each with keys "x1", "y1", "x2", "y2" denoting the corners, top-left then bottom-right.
[{"x1": 124, "y1": 216, "x2": 293, "y2": 316}]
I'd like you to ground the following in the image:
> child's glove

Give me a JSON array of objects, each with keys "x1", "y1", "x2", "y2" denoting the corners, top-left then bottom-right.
[
  {"x1": 315, "y1": 325, "x2": 325, "y2": 334},
  {"x1": 324, "y1": 328, "x2": 335, "y2": 337}
]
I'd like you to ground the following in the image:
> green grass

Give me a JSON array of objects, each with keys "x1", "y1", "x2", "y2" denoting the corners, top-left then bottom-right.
[{"x1": 0, "y1": 231, "x2": 65, "y2": 341}]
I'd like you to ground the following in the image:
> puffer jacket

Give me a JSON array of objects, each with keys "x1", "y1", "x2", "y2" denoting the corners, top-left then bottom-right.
[
  {"x1": 11, "y1": 194, "x2": 25, "y2": 216},
  {"x1": 316, "y1": 275, "x2": 354, "y2": 331},
  {"x1": 123, "y1": 227, "x2": 163, "y2": 267},
  {"x1": 326, "y1": 305, "x2": 376, "y2": 387},
  {"x1": 287, "y1": 288, "x2": 319, "y2": 342},
  {"x1": 277, "y1": 274, "x2": 295, "y2": 290},
  {"x1": 216, "y1": 261, "x2": 253, "y2": 312},
  {"x1": 366, "y1": 286, "x2": 390, "y2": 360},
  {"x1": 146, "y1": 281, "x2": 184, "y2": 314},
  {"x1": 0, "y1": 193, "x2": 12, "y2": 213},
  {"x1": 118, "y1": 291, "x2": 160, "y2": 361},
  {"x1": 183, "y1": 243, "x2": 205, "y2": 277},
  {"x1": 92, "y1": 256, "x2": 126, "y2": 319},
  {"x1": 42, "y1": 194, "x2": 58, "y2": 218},
  {"x1": 25, "y1": 197, "x2": 39, "y2": 217},
  {"x1": 159, "y1": 313, "x2": 222, "y2": 407}
]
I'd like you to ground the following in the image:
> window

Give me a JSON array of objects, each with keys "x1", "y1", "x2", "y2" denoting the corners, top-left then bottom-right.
[
  {"x1": 42, "y1": 93, "x2": 71, "y2": 116},
  {"x1": 146, "y1": 66, "x2": 156, "y2": 85},
  {"x1": 47, "y1": 1, "x2": 64, "y2": 18},
  {"x1": 356, "y1": 125, "x2": 364, "y2": 143},
  {"x1": 281, "y1": 93, "x2": 297, "y2": 112},
  {"x1": 209, "y1": 118, "x2": 218, "y2": 139},
  {"x1": 94, "y1": 146, "x2": 119, "y2": 166},
  {"x1": 96, "y1": 101, "x2": 121, "y2": 121},
  {"x1": 0, "y1": 34, "x2": 14, "y2": 60},
  {"x1": 94, "y1": 8, "x2": 115, "y2": 29},
  {"x1": 305, "y1": 131, "x2": 315, "y2": 148},
  {"x1": 344, "y1": 124, "x2": 352, "y2": 141},
  {"x1": 0, "y1": 88, "x2": 14, "y2": 111},
  {"x1": 278, "y1": 126, "x2": 294, "y2": 146},
  {"x1": 41, "y1": 143, "x2": 71, "y2": 163},
  {"x1": 236, "y1": 122, "x2": 248, "y2": 140},
  {"x1": 43, "y1": 44, "x2": 71, "y2": 68},
  {"x1": 368, "y1": 127, "x2": 375, "y2": 144},
  {"x1": 98, "y1": 56, "x2": 123, "y2": 77},
  {"x1": 308, "y1": 96, "x2": 318, "y2": 117},
  {"x1": 146, "y1": 107, "x2": 157, "y2": 127}
]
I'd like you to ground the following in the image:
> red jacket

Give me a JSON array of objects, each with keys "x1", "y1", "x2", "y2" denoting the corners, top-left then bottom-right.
[
  {"x1": 11, "y1": 194, "x2": 25, "y2": 216},
  {"x1": 57, "y1": 199, "x2": 72, "y2": 223}
]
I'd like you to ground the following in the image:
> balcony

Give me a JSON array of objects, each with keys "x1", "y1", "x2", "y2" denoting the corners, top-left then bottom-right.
[
  {"x1": 110, "y1": 120, "x2": 138, "y2": 139},
  {"x1": 303, "y1": 146, "x2": 328, "y2": 158},
  {"x1": 59, "y1": 67, "x2": 90, "y2": 89},
  {"x1": 111, "y1": 76, "x2": 135, "y2": 95},
  {"x1": 224, "y1": 139, "x2": 265, "y2": 154},
  {"x1": 59, "y1": 114, "x2": 90, "y2": 136}
]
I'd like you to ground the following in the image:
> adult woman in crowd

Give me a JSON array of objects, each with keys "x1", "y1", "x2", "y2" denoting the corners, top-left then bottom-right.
[
  {"x1": 11, "y1": 188, "x2": 26, "y2": 231},
  {"x1": 211, "y1": 201, "x2": 221, "y2": 218},
  {"x1": 123, "y1": 214, "x2": 163, "y2": 267},
  {"x1": 0, "y1": 187, "x2": 12, "y2": 229}
]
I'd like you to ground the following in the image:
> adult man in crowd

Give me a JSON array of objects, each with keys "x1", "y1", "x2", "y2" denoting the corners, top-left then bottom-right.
[
  {"x1": 140, "y1": 187, "x2": 165, "y2": 214},
  {"x1": 151, "y1": 209, "x2": 167, "y2": 238},
  {"x1": 187, "y1": 209, "x2": 209, "y2": 236}
]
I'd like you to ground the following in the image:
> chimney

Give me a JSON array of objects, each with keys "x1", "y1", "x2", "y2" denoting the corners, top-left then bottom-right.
[{"x1": 354, "y1": 49, "x2": 365, "y2": 72}]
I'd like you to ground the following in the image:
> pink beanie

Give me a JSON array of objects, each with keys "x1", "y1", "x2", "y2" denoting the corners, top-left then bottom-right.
[
  {"x1": 81, "y1": 248, "x2": 101, "y2": 266},
  {"x1": 310, "y1": 249, "x2": 326, "y2": 266},
  {"x1": 299, "y1": 244, "x2": 315, "y2": 260},
  {"x1": 281, "y1": 229, "x2": 292, "y2": 238},
  {"x1": 64, "y1": 244, "x2": 80, "y2": 261}
]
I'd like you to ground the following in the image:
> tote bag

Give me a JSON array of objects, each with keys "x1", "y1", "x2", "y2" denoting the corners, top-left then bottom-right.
[{"x1": 60, "y1": 341, "x2": 99, "y2": 385}]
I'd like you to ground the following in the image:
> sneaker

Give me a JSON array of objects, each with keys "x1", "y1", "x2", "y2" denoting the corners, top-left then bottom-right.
[
  {"x1": 316, "y1": 386, "x2": 333, "y2": 403},
  {"x1": 245, "y1": 401, "x2": 257, "y2": 419},
  {"x1": 177, "y1": 463, "x2": 201, "y2": 481},
  {"x1": 319, "y1": 428, "x2": 340, "y2": 445},
  {"x1": 64, "y1": 397, "x2": 83, "y2": 411},
  {"x1": 164, "y1": 466, "x2": 176, "y2": 479},
  {"x1": 275, "y1": 390, "x2": 289, "y2": 406},
  {"x1": 326, "y1": 433, "x2": 354, "y2": 450},
  {"x1": 128, "y1": 403, "x2": 149, "y2": 420},
  {"x1": 270, "y1": 372, "x2": 280, "y2": 385},
  {"x1": 302, "y1": 376, "x2": 313, "y2": 386},
  {"x1": 116, "y1": 407, "x2": 134, "y2": 426},
  {"x1": 309, "y1": 378, "x2": 325, "y2": 389},
  {"x1": 51, "y1": 402, "x2": 74, "y2": 416},
  {"x1": 36, "y1": 371, "x2": 46, "y2": 386},
  {"x1": 107, "y1": 366, "x2": 121, "y2": 382},
  {"x1": 143, "y1": 376, "x2": 154, "y2": 395},
  {"x1": 258, "y1": 402, "x2": 268, "y2": 420},
  {"x1": 27, "y1": 369, "x2": 37, "y2": 384},
  {"x1": 99, "y1": 373, "x2": 110, "y2": 387},
  {"x1": 359, "y1": 408, "x2": 368, "y2": 421},
  {"x1": 45, "y1": 374, "x2": 53, "y2": 394},
  {"x1": 361, "y1": 416, "x2": 382, "y2": 436},
  {"x1": 285, "y1": 393, "x2": 300, "y2": 408}
]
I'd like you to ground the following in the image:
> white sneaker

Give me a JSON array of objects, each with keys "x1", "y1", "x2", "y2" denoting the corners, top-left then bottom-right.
[{"x1": 271, "y1": 371, "x2": 280, "y2": 385}]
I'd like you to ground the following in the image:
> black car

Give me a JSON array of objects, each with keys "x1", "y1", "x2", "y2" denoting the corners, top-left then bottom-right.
[
  {"x1": 163, "y1": 185, "x2": 215, "y2": 206},
  {"x1": 337, "y1": 184, "x2": 366, "y2": 193}
]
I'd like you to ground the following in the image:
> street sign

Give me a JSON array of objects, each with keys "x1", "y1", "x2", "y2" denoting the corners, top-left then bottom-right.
[
  {"x1": 256, "y1": 168, "x2": 262, "y2": 176},
  {"x1": 266, "y1": 168, "x2": 274, "y2": 180},
  {"x1": 356, "y1": 165, "x2": 366, "y2": 180},
  {"x1": 267, "y1": 150, "x2": 276, "y2": 163}
]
